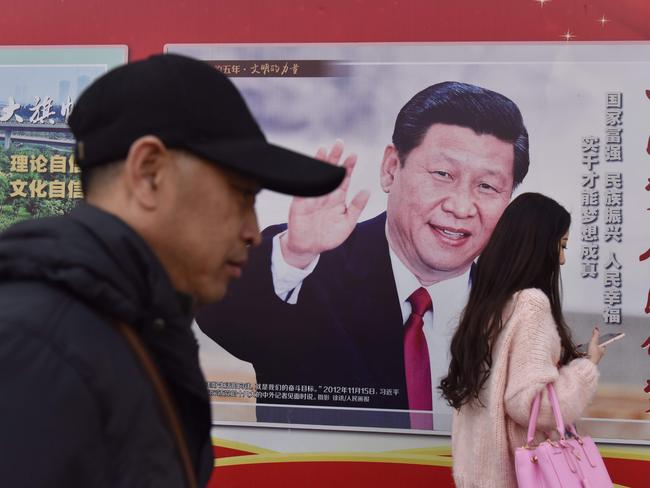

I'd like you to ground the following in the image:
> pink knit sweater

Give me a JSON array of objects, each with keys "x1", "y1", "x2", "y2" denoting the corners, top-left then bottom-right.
[{"x1": 451, "y1": 288, "x2": 599, "y2": 487}]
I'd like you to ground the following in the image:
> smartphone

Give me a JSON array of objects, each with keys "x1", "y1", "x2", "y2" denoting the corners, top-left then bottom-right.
[{"x1": 576, "y1": 332, "x2": 625, "y2": 354}]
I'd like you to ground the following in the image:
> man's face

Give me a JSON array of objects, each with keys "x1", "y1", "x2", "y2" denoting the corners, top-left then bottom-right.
[
  {"x1": 381, "y1": 123, "x2": 515, "y2": 284},
  {"x1": 157, "y1": 151, "x2": 261, "y2": 303}
]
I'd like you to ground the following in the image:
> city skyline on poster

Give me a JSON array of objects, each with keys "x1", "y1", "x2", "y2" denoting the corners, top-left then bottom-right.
[{"x1": 0, "y1": 46, "x2": 126, "y2": 230}]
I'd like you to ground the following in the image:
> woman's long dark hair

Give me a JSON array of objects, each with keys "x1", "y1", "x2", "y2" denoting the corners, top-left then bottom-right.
[{"x1": 439, "y1": 192, "x2": 579, "y2": 410}]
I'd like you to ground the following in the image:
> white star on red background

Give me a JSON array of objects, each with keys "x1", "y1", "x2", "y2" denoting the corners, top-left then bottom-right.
[
  {"x1": 561, "y1": 29, "x2": 575, "y2": 41},
  {"x1": 598, "y1": 15, "x2": 610, "y2": 27},
  {"x1": 535, "y1": 0, "x2": 551, "y2": 6}
]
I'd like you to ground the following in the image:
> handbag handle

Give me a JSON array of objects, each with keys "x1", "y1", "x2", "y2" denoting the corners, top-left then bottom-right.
[
  {"x1": 525, "y1": 383, "x2": 567, "y2": 445},
  {"x1": 526, "y1": 389, "x2": 542, "y2": 445},
  {"x1": 546, "y1": 383, "x2": 566, "y2": 437},
  {"x1": 113, "y1": 322, "x2": 199, "y2": 488}
]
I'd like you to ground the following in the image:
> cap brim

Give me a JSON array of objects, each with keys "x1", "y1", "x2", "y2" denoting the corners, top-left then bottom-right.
[{"x1": 184, "y1": 139, "x2": 346, "y2": 197}]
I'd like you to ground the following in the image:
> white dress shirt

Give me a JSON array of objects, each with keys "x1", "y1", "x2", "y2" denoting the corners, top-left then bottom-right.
[{"x1": 387, "y1": 243, "x2": 471, "y2": 416}]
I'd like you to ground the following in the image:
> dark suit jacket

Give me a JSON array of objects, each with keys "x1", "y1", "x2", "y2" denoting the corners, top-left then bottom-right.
[{"x1": 197, "y1": 213, "x2": 412, "y2": 427}]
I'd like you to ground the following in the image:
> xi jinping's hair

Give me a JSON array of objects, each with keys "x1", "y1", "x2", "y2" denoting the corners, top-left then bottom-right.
[{"x1": 392, "y1": 81, "x2": 529, "y2": 187}]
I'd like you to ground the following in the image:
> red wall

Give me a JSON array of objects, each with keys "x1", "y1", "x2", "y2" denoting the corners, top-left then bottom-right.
[
  {"x1": 1, "y1": 0, "x2": 649, "y2": 61},
  {"x1": 2, "y1": 2, "x2": 648, "y2": 485}
]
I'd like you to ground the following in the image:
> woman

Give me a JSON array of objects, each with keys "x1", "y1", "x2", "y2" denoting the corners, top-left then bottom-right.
[{"x1": 440, "y1": 192, "x2": 605, "y2": 488}]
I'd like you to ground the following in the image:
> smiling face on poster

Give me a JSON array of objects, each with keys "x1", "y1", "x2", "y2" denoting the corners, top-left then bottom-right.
[
  {"x1": 381, "y1": 124, "x2": 515, "y2": 284},
  {"x1": 168, "y1": 42, "x2": 650, "y2": 443}
]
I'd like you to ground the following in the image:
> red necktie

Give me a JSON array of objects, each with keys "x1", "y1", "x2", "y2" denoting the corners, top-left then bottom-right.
[{"x1": 404, "y1": 287, "x2": 433, "y2": 429}]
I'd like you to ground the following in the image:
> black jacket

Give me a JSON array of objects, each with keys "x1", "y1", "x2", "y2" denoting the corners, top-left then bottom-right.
[{"x1": 0, "y1": 204, "x2": 213, "y2": 487}]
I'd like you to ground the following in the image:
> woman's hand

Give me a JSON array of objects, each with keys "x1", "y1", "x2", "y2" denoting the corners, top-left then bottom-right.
[{"x1": 587, "y1": 327, "x2": 606, "y2": 365}]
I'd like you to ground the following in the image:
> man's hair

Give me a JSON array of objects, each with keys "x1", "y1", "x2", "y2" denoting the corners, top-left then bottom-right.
[
  {"x1": 80, "y1": 161, "x2": 124, "y2": 197},
  {"x1": 79, "y1": 148, "x2": 194, "y2": 197},
  {"x1": 392, "y1": 81, "x2": 529, "y2": 187}
]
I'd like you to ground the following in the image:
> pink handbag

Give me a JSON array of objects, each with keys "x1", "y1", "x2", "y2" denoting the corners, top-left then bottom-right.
[{"x1": 514, "y1": 383, "x2": 613, "y2": 487}]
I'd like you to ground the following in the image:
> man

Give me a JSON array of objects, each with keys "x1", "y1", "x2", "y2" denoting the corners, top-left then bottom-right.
[
  {"x1": 197, "y1": 81, "x2": 530, "y2": 429},
  {"x1": 0, "y1": 54, "x2": 344, "y2": 487}
]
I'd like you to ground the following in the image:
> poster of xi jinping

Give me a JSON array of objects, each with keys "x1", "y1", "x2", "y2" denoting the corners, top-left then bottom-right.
[{"x1": 167, "y1": 42, "x2": 650, "y2": 443}]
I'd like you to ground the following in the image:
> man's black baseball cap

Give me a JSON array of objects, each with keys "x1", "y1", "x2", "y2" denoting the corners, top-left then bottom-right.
[{"x1": 67, "y1": 53, "x2": 345, "y2": 197}]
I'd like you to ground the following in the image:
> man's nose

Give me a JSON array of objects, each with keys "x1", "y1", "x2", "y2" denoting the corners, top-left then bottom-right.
[
  {"x1": 243, "y1": 210, "x2": 262, "y2": 248},
  {"x1": 440, "y1": 188, "x2": 478, "y2": 218}
]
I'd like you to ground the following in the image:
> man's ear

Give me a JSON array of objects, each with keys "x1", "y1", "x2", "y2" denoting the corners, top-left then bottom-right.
[
  {"x1": 380, "y1": 144, "x2": 400, "y2": 193},
  {"x1": 123, "y1": 136, "x2": 170, "y2": 210}
]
